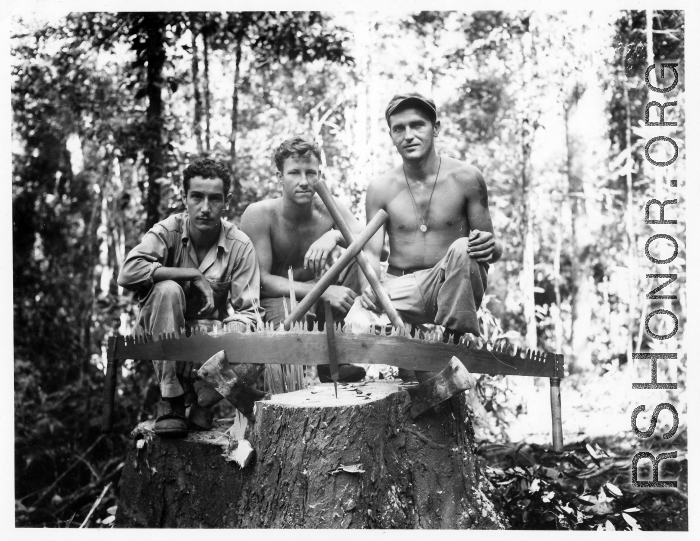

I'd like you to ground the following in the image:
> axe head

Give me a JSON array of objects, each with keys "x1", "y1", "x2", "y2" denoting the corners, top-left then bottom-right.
[
  {"x1": 197, "y1": 350, "x2": 269, "y2": 423},
  {"x1": 406, "y1": 356, "x2": 477, "y2": 419}
]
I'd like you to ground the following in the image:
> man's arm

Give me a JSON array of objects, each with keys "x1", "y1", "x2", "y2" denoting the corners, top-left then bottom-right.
[
  {"x1": 117, "y1": 223, "x2": 216, "y2": 314},
  {"x1": 240, "y1": 202, "x2": 357, "y2": 314},
  {"x1": 463, "y1": 167, "x2": 502, "y2": 263},
  {"x1": 224, "y1": 241, "x2": 264, "y2": 327},
  {"x1": 117, "y1": 226, "x2": 170, "y2": 295},
  {"x1": 358, "y1": 178, "x2": 387, "y2": 311},
  {"x1": 303, "y1": 195, "x2": 364, "y2": 275}
]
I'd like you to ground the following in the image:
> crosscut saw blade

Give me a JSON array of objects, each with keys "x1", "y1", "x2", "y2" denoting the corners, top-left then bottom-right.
[{"x1": 107, "y1": 322, "x2": 564, "y2": 379}]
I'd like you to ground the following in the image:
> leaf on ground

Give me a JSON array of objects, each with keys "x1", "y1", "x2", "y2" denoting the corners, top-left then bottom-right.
[
  {"x1": 622, "y1": 512, "x2": 640, "y2": 530},
  {"x1": 585, "y1": 443, "x2": 600, "y2": 464},
  {"x1": 106, "y1": 505, "x2": 117, "y2": 515},
  {"x1": 604, "y1": 482, "x2": 622, "y2": 498},
  {"x1": 623, "y1": 507, "x2": 640, "y2": 513},
  {"x1": 595, "y1": 443, "x2": 611, "y2": 458},
  {"x1": 102, "y1": 515, "x2": 115, "y2": 525},
  {"x1": 605, "y1": 519, "x2": 615, "y2": 531}
]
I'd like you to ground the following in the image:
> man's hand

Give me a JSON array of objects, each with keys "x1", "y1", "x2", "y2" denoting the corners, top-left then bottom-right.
[
  {"x1": 359, "y1": 285, "x2": 380, "y2": 312},
  {"x1": 191, "y1": 272, "x2": 215, "y2": 316},
  {"x1": 320, "y1": 285, "x2": 357, "y2": 315},
  {"x1": 467, "y1": 229, "x2": 495, "y2": 262},
  {"x1": 304, "y1": 230, "x2": 340, "y2": 276}
]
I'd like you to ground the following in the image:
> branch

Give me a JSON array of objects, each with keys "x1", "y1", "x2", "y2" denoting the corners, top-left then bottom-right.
[
  {"x1": 79, "y1": 482, "x2": 111, "y2": 528},
  {"x1": 20, "y1": 434, "x2": 105, "y2": 506}
]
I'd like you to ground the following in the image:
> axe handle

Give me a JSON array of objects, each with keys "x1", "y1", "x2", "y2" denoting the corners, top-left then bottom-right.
[
  {"x1": 312, "y1": 180, "x2": 405, "y2": 331},
  {"x1": 549, "y1": 377, "x2": 563, "y2": 452},
  {"x1": 284, "y1": 209, "x2": 388, "y2": 330}
]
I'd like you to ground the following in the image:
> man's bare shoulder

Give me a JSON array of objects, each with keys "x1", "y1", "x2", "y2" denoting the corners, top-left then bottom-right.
[
  {"x1": 241, "y1": 198, "x2": 281, "y2": 222},
  {"x1": 442, "y1": 157, "x2": 484, "y2": 186},
  {"x1": 367, "y1": 166, "x2": 403, "y2": 199}
]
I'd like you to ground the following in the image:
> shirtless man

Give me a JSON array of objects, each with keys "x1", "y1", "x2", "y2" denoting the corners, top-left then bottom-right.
[
  {"x1": 351, "y1": 93, "x2": 502, "y2": 380},
  {"x1": 240, "y1": 137, "x2": 365, "y2": 382}
]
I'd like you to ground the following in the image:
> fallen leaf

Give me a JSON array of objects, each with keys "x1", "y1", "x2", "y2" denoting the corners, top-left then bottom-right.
[
  {"x1": 585, "y1": 443, "x2": 599, "y2": 460},
  {"x1": 622, "y1": 512, "x2": 640, "y2": 530},
  {"x1": 604, "y1": 482, "x2": 622, "y2": 498},
  {"x1": 102, "y1": 515, "x2": 115, "y2": 525},
  {"x1": 605, "y1": 519, "x2": 615, "y2": 531},
  {"x1": 107, "y1": 505, "x2": 117, "y2": 515},
  {"x1": 623, "y1": 507, "x2": 640, "y2": 513}
]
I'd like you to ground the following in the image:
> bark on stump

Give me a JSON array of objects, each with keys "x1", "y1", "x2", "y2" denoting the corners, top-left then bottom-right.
[{"x1": 117, "y1": 381, "x2": 507, "y2": 529}]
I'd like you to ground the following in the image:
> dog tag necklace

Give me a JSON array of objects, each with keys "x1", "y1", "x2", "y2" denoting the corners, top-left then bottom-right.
[{"x1": 403, "y1": 156, "x2": 441, "y2": 233}]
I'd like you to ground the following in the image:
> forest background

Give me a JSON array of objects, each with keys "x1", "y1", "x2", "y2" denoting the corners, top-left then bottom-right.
[{"x1": 10, "y1": 8, "x2": 687, "y2": 530}]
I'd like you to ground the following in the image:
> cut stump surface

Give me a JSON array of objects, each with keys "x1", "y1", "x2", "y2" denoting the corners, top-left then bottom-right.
[{"x1": 117, "y1": 381, "x2": 507, "y2": 529}]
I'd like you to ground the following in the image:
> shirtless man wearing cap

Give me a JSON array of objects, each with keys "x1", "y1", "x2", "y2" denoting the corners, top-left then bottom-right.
[{"x1": 349, "y1": 93, "x2": 502, "y2": 380}]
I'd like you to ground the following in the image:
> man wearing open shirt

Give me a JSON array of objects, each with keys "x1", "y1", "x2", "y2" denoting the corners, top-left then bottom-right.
[{"x1": 118, "y1": 158, "x2": 263, "y2": 436}]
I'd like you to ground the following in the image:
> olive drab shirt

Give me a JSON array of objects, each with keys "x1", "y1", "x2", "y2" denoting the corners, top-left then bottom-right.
[{"x1": 118, "y1": 213, "x2": 263, "y2": 325}]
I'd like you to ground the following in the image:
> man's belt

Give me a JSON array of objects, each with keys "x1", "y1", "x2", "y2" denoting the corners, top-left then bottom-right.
[{"x1": 387, "y1": 265, "x2": 427, "y2": 277}]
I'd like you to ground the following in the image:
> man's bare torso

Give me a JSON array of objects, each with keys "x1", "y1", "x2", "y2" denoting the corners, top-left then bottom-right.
[
  {"x1": 265, "y1": 196, "x2": 335, "y2": 281},
  {"x1": 376, "y1": 157, "x2": 482, "y2": 271}
]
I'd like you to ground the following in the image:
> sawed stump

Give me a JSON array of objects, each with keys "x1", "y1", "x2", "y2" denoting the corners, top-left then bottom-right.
[{"x1": 117, "y1": 381, "x2": 507, "y2": 529}]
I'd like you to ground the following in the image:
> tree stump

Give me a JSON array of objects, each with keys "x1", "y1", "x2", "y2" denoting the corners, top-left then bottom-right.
[{"x1": 117, "y1": 381, "x2": 507, "y2": 529}]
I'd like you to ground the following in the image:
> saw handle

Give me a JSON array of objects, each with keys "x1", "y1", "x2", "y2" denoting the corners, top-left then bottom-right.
[
  {"x1": 284, "y1": 209, "x2": 388, "y2": 330},
  {"x1": 311, "y1": 179, "x2": 405, "y2": 331},
  {"x1": 101, "y1": 337, "x2": 119, "y2": 433},
  {"x1": 549, "y1": 376, "x2": 563, "y2": 452}
]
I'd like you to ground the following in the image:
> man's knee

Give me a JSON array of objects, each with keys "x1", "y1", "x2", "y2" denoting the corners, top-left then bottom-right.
[
  {"x1": 151, "y1": 280, "x2": 185, "y2": 303},
  {"x1": 446, "y1": 237, "x2": 472, "y2": 260}
]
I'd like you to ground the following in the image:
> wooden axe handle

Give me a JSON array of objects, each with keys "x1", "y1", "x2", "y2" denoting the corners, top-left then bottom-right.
[
  {"x1": 284, "y1": 209, "x2": 388, "y2": 330},
  {"x1": 312, "y1": 179, "x2": 405, "y2": 330}
]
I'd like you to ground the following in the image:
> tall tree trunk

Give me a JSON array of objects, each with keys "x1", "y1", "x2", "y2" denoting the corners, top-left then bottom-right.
[
  {"x1": 552, "y1": 205, "x2": 564, "y2": 353},
  {"x1": 230, "y1": 33, "x2": 243, "y2": 202},
  {"x1": 144, "y1": 13, "x2": 166, "y2": 231},
  {"x1": 190, "y1": 15, "x2": 204, "y2": 154},
  {"x1": 521, "y1": 139, "x2": 537, "y2": 352},
  {"x1": 623, "y1": 13, "x2": 637, "y2": 360},
  {"x1": 203, "y1": 31, "x2": 211, "y2": 153},
  {"x1": 564, "y1": 100, "x2": 594, "y2": 372},
  {"x1": 519, "y1": 21, "x2": 537, "y2": 353},
  {"x1": 646, "y1": 11, "x2": 665, "y2": 200}
]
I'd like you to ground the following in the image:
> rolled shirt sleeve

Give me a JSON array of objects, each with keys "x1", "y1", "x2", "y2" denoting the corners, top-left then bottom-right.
[
  {"x1": 227, "y1": 241, "x2": 265, "y2": 327},
  {"x1": 117, "y1": 224, "x2": 170, "y2": 300}
]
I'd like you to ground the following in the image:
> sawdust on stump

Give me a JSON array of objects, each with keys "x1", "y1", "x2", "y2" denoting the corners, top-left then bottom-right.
[{"x1": 117, "y1": 381, "x2": 507, "y2": 529}]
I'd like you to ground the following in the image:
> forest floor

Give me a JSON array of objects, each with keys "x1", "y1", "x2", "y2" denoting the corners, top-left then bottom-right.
[{"x1": 470, "y1": 364, "x2": 688, "y2": 531}]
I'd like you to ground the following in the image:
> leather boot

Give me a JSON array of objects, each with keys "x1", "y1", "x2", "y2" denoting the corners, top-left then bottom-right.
[{"x1": 154, "y1": 394, "x2": 188, "y2": 437}]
